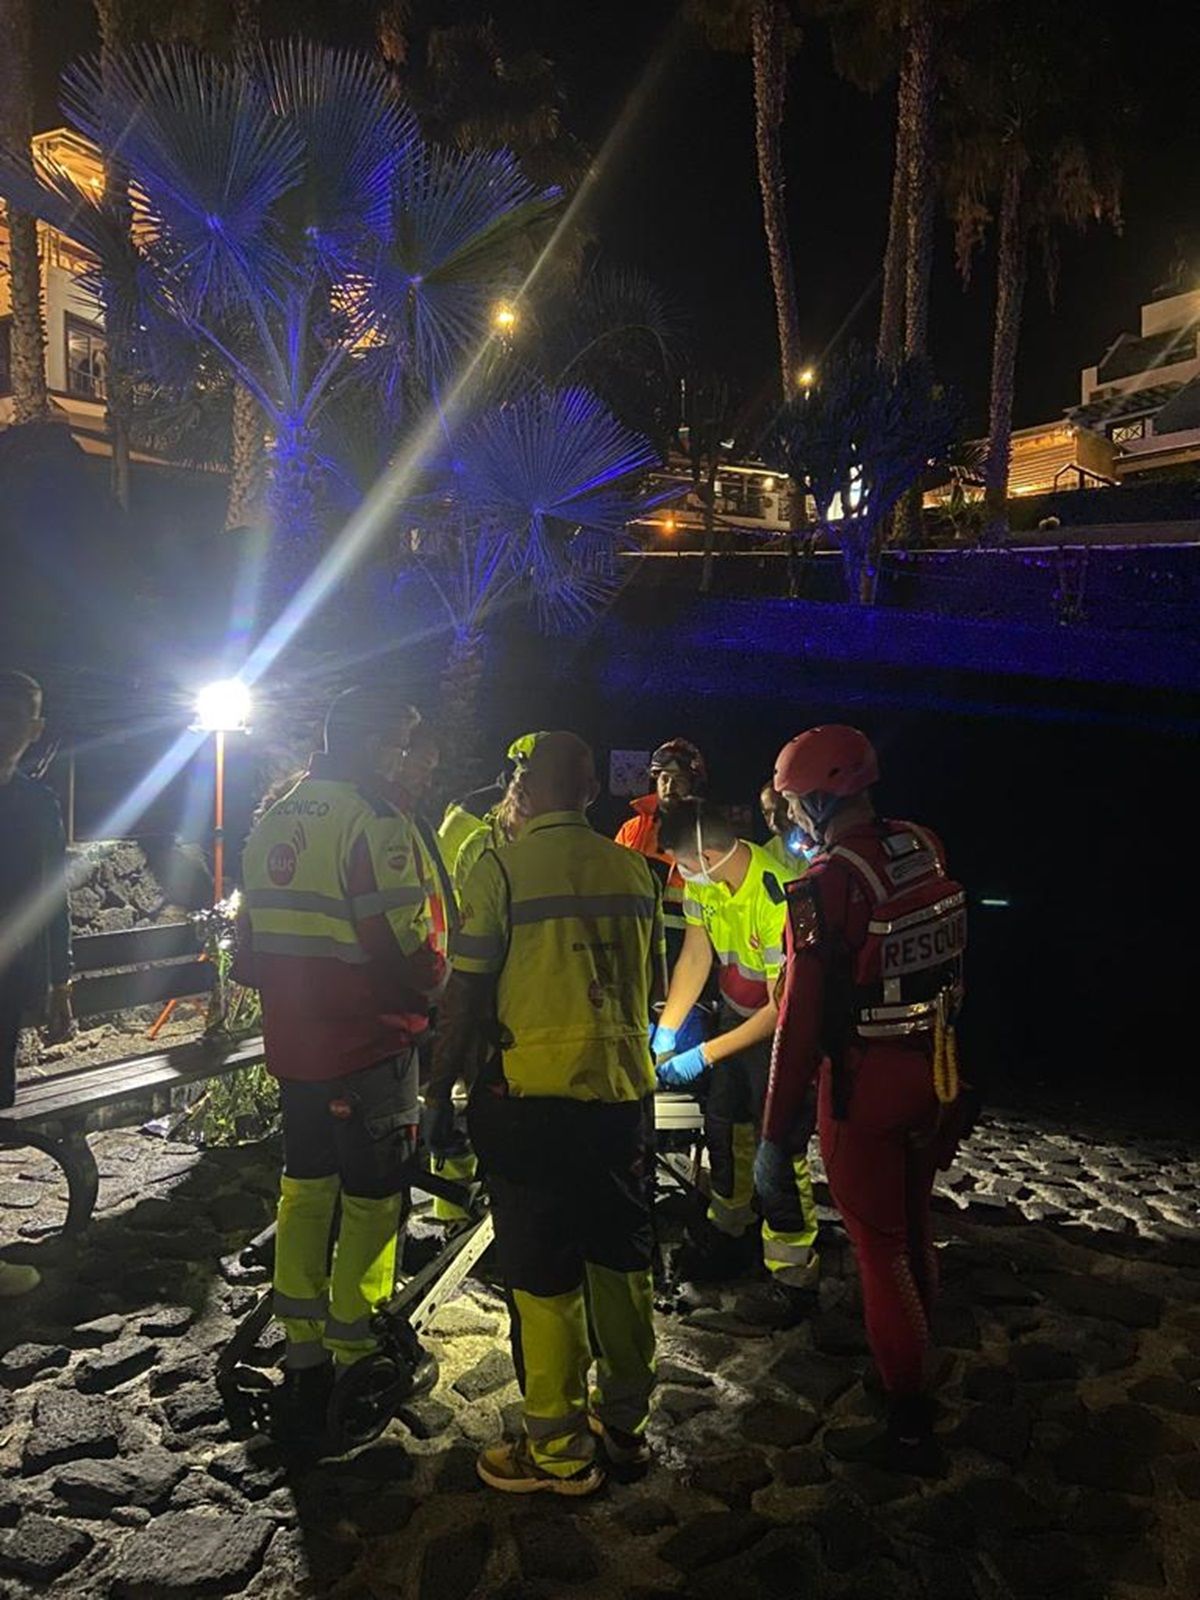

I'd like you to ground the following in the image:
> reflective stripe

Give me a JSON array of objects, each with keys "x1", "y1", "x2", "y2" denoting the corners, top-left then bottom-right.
[
  {"x1": 509, "y1": 893, "x2": 657, "y2": 925},
  {"x1": 274, "y1": 1291, "x2": 328, "y2": 1320},
  {"x1": 252, "y1": 932, "x2": 370, "y2": 964},
  {"x1": 663, "y1": 911, "x2": 688, "y2": 928},
  {"x1": 681, "y1": 897, "x2": 704, "y2": 921},
  {"x1": 762, "y1": 1235, "x2": 817, "y2": 1265},
  {"x1": 828, "y1": 844, "x2": 888, "y2": 902},
  {"x1": 245, "y1": 888, "x2": 351, "y2": 916},
  {"x1": 325, "y1": 1313, "x2": 372, "y2": 1343},
  {"x1": 524, "y1": 1407, "x2": 590, "y2": 1442},
  {"x1": 351, "y1": 887, "x2": 426, "y2": 918},
  {"x1": 453, "y1": 930, "x2": 507, "y2": 960},
  {"x1": 867, "y1": 889, "x2": 967, "y2": 937},
  {"x1": 721, "y1": 993, "x2": 760, "y2": 1019},
  {"x1": 707, "y1": 1198, "x2": 757, "y2": 1235},
  {"x1": 761, "y1": 945, "x2": 783, "y2": 966},
  {"x1": 714, "y1": 951, "x2": 772, "y2": 985}
]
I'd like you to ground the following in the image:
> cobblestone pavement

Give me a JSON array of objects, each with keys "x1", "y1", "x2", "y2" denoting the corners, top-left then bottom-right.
[{"x1": 0, "y1": 1107, "x2": 1197, "y2": 1600}]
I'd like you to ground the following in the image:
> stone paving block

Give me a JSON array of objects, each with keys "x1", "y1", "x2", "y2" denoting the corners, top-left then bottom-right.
[
  {"x1": 417, "y1": 1520, "x2": 491, "y2": 1600},
  {"x1": 0, "y1": 1513, "x2": 94, "y2": 1582},
  {"x1": 109, "y1": 1510, "x2": 274, "y2": 1596}
]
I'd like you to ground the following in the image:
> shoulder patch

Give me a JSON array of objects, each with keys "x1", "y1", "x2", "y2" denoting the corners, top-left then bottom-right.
[
  {"x1": 763, "y1": 870, "x2": 786, "y2": 905},
  {"x1": 785, "y1": 880, "x2": 821, "y2": 949}
]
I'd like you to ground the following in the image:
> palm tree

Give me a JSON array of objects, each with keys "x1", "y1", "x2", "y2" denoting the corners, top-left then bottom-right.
[
  {"x1": 946, "y1": 0, "x2": 1122, "y2": 539},
  {"x1": 686, "y1": 0, "x2": 803, "y2": 399},
  {"x1": 762, "y1": 341, "x2": 960, "y2": 602},
  {"x1": 0, "y1": 41, "x2": 558, "y2": 590},
  {"x1": 400, "y1": 386, "x2": 657, "y2": 788},
  {"x1": 0, "y1": 0, "x2": 50, "y2": 424}
]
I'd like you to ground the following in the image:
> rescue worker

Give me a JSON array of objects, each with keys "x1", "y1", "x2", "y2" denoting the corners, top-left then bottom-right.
[
  {"x1": 0, "y1": 671, "x2": 73, "y2": 1298},
  {"x1": 653, "y1": 801, "x2": 819, "y2": 1298},
  {"x1": 427, "y1": 732, "x2": 663, "y2": 1496},
  {"x1": 764, "y1": 726, "x2": 967, "y2": 1473},
  {"x1": 236, "y1": 688, "x2": 447, "y2": 1445},
  {"x1": 615, "y1": 738, "x2": 705, "y2": 968},
  {"x1": 437, "y1": 733, "x2": 545, "y2": 901}
]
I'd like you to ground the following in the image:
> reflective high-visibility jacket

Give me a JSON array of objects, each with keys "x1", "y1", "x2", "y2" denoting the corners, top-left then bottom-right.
[
  {"x1": 682, "y1": 839, "x2": 787, "y2": 1018},
  {"x1": 438, "y1": 796, "x2": 506, "y2": 903},
  {"x1": 452, "y1": 810, "x2": 666, "y2": 1102},
  {"x1": 615, "y1": 794, "x2": 687, "y2": 954},
  {"x1": 237, "y1": 756, "x2": 446, "y2": 1082}
]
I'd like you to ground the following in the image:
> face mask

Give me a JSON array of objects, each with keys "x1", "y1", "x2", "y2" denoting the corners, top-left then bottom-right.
[{"x1": 676, "y1": 817, "x2": 736, "y2": 886}]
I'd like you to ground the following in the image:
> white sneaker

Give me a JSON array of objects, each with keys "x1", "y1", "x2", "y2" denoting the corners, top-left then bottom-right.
[{"x1": 0, "y1": 1262, "x2": 40, "y2": 1298}]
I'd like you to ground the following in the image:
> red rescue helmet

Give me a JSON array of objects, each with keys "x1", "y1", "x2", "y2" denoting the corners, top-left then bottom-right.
[{"x1": 774, "y1": 726, "x2": 878, "y2": 799}]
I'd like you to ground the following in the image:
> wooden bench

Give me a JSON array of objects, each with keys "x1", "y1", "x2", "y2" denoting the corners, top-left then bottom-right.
[{"x1": 0, "y1": 920, "x2": 265, "y2": 1235}]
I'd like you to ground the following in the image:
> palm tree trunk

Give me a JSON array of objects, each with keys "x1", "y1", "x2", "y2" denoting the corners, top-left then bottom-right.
[
  {"x1": 95, "y1": 0, "x2": 134, "y2": 511},
  {"x1": 983, "y1": 160, "x2": 1027, "y2": 542},
  {"x1": 0, "y1": 0, "x2": 50, "y2": 424},
  {"x1": 438, "y1": 628, "x2": 486, "y2": 800},
  {"x1": 902, "y1": 0, "x2": 935, "y2": 361},
  {"x1": 231, "y1": 0, "x2": 260, "y2": 57},
  {"x1": 750, "y1": 0, "x2": 801, "y2": 398},
  {"x1": 266, "y1": 419, "x2": 321, "y2": 555},
  {"x1": 225, "y1": 382, "x2": 264, "y2": 530},
  {"x1": 877, "y1": 38, "x2": 912, "y2": 367}
]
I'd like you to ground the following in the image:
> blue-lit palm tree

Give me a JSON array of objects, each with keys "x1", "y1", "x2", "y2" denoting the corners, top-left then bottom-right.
[
  {"x1": 0, "y1": 41, "x2": 558, "y2": 581},
  {"x1": 394, "y1": 384, "x2": 658, "y2": 783}
]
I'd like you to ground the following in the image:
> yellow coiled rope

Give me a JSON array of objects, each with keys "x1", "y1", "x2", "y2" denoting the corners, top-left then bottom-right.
[{"x1": 932, "y1": 999, "x2": 960, "y2": 1105}]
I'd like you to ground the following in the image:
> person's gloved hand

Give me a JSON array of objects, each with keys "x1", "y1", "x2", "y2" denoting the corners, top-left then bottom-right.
[
  {"x1": 421, "y1": 1097, "x2": 456, "y2": 1158},
  {"x1": 657, "y1": 1043, "x2": 709, "y2": 1087},
  {"x1": 650, "y1": 1022, "x2": 677, "y2": 1060}
]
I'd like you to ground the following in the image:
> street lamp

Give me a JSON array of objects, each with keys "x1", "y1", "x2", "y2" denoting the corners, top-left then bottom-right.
[
  {"x1": 194, "y1": 679, "x2": 250, "y2": 901},
  {"x1": 491, "y1": 301, "x2": 518, "y2": 335},
  {"x1": 797, "y1": 366, "x2": 816, "y2": 391}
]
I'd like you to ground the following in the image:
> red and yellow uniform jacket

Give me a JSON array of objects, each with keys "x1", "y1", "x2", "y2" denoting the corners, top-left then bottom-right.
[{"x1": 236, "y1": 756, "x2": 446, "y2": 1081}]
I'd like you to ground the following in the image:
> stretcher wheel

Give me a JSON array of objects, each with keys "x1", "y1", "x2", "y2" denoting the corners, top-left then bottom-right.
[{"x1": 325, "y1": 1346, "x2": 439, "y2": 1455}]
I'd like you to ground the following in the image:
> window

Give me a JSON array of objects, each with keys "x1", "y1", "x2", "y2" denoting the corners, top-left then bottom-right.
[
  {"x1": 65, "y1": 315, "x2": 107, "y2": 399},
  {"x1": 0, "y1": 319, "x2": 10, "y2": 397},
  {"x1": 1109, "y1": 417, "x2": 1146, "y2": 444}
]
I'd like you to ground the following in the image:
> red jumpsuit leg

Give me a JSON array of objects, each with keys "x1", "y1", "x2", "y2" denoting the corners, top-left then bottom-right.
[{"x1": 818, "y1": 1050, "x2": 939, "y2": 1397}]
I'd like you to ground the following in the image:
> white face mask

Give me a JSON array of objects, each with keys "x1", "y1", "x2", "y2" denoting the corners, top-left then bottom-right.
[{"x1": 676, "y1": 816, "x2": 737, "y2": 886}]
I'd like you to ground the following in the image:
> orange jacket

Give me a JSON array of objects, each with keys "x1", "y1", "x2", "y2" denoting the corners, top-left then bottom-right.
[{"x1": 615, "y1": 795, "x2": 687, "y2": 936}]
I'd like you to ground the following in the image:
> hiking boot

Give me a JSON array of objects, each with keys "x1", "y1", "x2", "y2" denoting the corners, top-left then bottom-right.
[
  {"x1": 476, "y1": 1438, "x2": 606, "y2": 1497},
  {"x1": 588, "y1": 1413, "x2": 651, "y2": 1467},
  {"x1": 0, "y1": 1262, "x2": 40, "y2": 1298},
  {"x1": 824, "y1": 1393, "x2": 946, "y2": 1479},
  {"x1": 674, "y1": 1223, "x2": 761, "y2": 1285}
]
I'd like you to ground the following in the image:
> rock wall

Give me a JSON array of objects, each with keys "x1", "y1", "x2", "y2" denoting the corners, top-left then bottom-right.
[{"x1": 67, "y1": 841, "x2": 210, "y2": 937}]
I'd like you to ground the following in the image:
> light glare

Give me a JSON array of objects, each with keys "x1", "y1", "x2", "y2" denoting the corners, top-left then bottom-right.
[{"x1": 195, "y1": 678, "x2": 251, "y2": 733}]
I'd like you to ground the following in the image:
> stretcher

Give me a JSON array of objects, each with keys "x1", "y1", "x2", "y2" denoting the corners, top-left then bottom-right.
[{"x1": 216, "y1": 1091, "x2": 706, "y2": 1456}]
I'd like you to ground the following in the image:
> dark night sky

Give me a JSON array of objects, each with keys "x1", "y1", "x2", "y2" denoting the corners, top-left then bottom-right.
[{"x1": 35, "y1": 0, "x2": 1200, "y2": 437}]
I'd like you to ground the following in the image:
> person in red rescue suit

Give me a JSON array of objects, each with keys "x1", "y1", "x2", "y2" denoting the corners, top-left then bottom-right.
[
  {"x1": 762, "y1": 726, "x2": 968, "y2": 1474},
  {"x1": 235, "y1": 687, "x2": 449, "y2": 1447}
]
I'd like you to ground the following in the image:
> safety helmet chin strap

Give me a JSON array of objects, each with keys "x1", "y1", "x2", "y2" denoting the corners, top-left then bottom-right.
[{"x1": 799, "y1": 790, "x2": 842, "y2": 842}]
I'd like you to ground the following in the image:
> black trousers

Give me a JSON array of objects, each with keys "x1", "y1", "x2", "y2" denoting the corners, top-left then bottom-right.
[
  {"x1": 468, "y1": 1090, "x2": 655, "y2": 1296},
  {"x1": 0, "y1": 986, "x2": 23, "y2": 1111},
  {"x1": 280, "y1": 1052, "x2": 419, "y2": 1200}
]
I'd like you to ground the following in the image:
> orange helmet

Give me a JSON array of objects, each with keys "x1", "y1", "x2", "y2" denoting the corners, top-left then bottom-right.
[{"x1": 774, "y1": 726, "x2": 878, "y2": 799}]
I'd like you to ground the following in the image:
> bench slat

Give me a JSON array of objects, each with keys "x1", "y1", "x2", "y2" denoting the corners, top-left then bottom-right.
[
  {"x1": 73, "y1": 922, "x2": 200, "y2": 974},
  {"x1": 72, "y1": 961, "x2": 213, "y2": 1022},
  {"x1": 3, "y1": 1036, "x2": 266, "y2": 1124}
]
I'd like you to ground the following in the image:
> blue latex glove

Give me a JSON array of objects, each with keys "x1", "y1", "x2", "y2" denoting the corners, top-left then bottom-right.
[
  {"x1": 657, "y1": 1043, "x2": 709, "y2": 1087},
  {"x1": 650, "y1": 1022, "x2": 677, "y2": 1059}
]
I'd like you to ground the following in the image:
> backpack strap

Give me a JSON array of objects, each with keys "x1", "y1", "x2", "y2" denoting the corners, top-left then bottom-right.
[{"x1": 827, "y1": 844, "x2": 888, "y2": 903}]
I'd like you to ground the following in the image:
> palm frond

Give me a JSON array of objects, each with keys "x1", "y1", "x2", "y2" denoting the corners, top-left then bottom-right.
[
  {"x1": 372, "y1": 141, "x2": 558, "y2": 382},
  {"x1": 455, "y1": 385, "x2": 658, "y2": 535},
  {"x1": 62, "y1": 45, "x2": 304, "y2": 318},
  {"x1": 260, "y1": 41, "x2": 419, "y2": 253}
]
